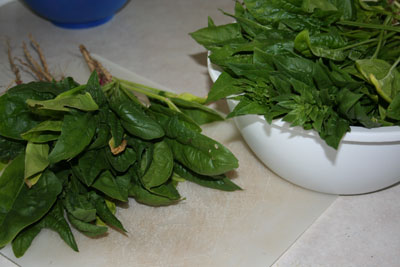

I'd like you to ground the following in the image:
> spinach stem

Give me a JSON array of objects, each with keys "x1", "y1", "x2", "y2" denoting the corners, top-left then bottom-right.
[
  {"x1": 101, "y1": 81, "x2": 116, "y2": 93},
  {"x1": 116, "y1": 78, "x2": 207, "y2": 104},
  {"x1": 372, "y1": 15, "x2": 392, "y2": 59},
  {"x1": 116, "y1": 78, "x2": 176, "y2": 98},
  {"x1": 337, "y1": 21, "x2": 400, "y2": 32},
  {"x1": 118, "y1": 81, "x2": 181, "y2": 112},
  {"x1": 335, "y1": 38, "x2": 377, "y2": 51},
  {"x1": 388, "y1": 55, "x2": 400, "y2": 75}
]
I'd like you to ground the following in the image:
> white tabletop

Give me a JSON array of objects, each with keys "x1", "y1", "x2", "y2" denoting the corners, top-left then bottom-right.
[{"x1": 0, "y1": 1, "x2": 399, "y2": 266}]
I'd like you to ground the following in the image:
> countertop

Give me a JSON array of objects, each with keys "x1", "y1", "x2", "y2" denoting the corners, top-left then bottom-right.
[{"x1": 0, "y1": 1, "x2": 399, "y2": 266}]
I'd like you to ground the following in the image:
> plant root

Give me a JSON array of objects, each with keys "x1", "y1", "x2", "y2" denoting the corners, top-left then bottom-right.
[{"x1": 79, "y1": 44, "x2": 112, "y2": 85}]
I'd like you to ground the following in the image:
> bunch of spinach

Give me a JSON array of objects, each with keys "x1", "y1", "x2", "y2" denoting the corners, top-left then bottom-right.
[
  {"x1": 0, "y1": 71, "x2": 240, "y2": 257},
  {"x1": 191, "y1": 0, "x2": 400, "y2": 149}
]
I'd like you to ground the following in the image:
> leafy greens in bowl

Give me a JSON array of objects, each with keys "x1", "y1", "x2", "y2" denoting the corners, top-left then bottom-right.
[{"x1": 193, "y1": 0, "x2": 400, "y2": 194}]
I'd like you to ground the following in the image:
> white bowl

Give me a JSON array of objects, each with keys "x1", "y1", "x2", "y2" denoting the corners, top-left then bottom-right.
[{"x1": 208, "y1": 59, "x2": 400, "y2": 195}]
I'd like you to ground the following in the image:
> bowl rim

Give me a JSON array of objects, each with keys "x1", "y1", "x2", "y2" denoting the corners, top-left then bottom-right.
[{"x1": 207, "y1": 57, "x2": 400, "y2": 143}]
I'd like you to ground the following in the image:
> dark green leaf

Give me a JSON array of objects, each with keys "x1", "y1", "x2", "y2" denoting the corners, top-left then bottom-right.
[
  {"x1": 0, "y1": 169, "x2": 62, "y2": 247},
  {"x1": 20, "y1": 120, "x2": 62, "y2": 143},
  {"x1": 110, "y1": 100, "x2": 164, "y2": 140},
  {"x1": 92, "y1": 171, "x2": 130, "y2": 202},
  {"x1": 174, "y1": 162, "x2": 241, "y2": 191},
  {"x1": 0, "y1": 136, "x2": 25, "y2": 163},
  {"x1": 67, "y1": 213, "x2": 107, "y2": 237},
  {"x1": 164, "y1": 117, "x2": 238, "y2": 176},
  {"x1": 106, "y1": 147, "x2": 137, "y2": 173},
  {"x1": 141, "y1": 140, "x2": 173, "y2": 189},
  {"x1": 12, "y1": 200, "x2": 78, "y2": 258},
  {"x1": 48, "y1": 111, "x2": 96, "y2": 164}
]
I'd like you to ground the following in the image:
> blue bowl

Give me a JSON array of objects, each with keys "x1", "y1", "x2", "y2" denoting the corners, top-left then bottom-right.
[{"x1": 23, "y1": 0, "x2": 128, "y2": 29}]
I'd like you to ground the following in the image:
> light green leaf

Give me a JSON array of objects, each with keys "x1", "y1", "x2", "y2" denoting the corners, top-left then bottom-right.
[
  {"x1": 21, "y1": 120, "x2": 62, "y2": 143},
  {"x1": 24, "y1": 142, "x2": 49, "y2": 186},
  {"x1": 26, "y1": 93, "x2": 99, "y2": 112}
]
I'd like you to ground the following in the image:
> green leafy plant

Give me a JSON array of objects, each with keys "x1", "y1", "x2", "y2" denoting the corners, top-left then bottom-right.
[
  {"x1": 0, "y1": 68, "x2": 240, "y2": 257},
  {"x1": 191, "y1": 0, "x2": 400, "y2": 149}
]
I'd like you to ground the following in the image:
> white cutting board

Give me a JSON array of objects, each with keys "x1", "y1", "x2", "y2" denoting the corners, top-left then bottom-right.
[{"x1": 0, "y1": 56, "x2": 336, "y2": 267}]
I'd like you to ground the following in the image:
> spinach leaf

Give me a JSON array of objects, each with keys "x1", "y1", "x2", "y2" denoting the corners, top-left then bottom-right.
[
  {"x1": 24, "y1": 142, "x2": 49, "y2": 186},
  {"x1": 189, "y1": 23, "x2": 246, "y2": 49},
  {"x1": 105, "y1": 146, "x2": 137, "y2": 173},
  {"x1": 20, "y1": 120, "x2": 62, "y2": 143},
  {"x1": 92, "y1": 171, "x2": 130, "y2": 202},
  {"x1": 0, "y1": 154, "x2": 25, "y2": 229},
  {"x1": 128, "y1": 182, "x2": 179, "y2": 207},
  {"x1": 207, "y1": 72, "x2": 247, "y2": 103},
  {"x1": 84, "y1": 71, "x2": 107, "y2": 107},
  {"x1": 88, "y1": 192, "x2": 126, "y2": 232},
  {"x1": 0, "y1": 83, "x2": 55, "y2": 140},
  {"x1": 110, "y1": 100, "x2": 164, "y2": 140},
  {"x1": 105, "y1": 108, "x2": 124, "y2": 147},
  {"x1": 12, "y1": 200, "x2": 78, "y2": 258},
  {"x1": 0, "y1": 169, "x2": 62, "y2": 247},
  {"x1": 170, "y1": 97, "x2": 225, "y2": 125},
  {"x1": 356, "y1": 58, "x2": 400, "y2": 103},
  {"x1": 26, "y1": 92, "x2": 99, "y2": 112},
  {"x1": 173, "y1": 162, "x2": 241, "y2": 192},
  {"x1": 48, "y1": 110, "x2": 96, "y2": 164},
  {"x1": 140, "y1": 140, "x2": 173, "y2": 189},
  {"x1": 0, "y1": 135, "x2": 25, "y2": 163},
  {"x1": 163, "y1": 116, "x2": 238, "y2": 176},
  {"x1": 67, "y1": 212, "x2": 108, "y2": 237},
  {"x1": 63, "y1": 192, "x2": 97, "y2": 223},
  {"x1": 148, "y1": 180, "x2": 181, "y2": 200},
  {"x1": 72, "y1": 148, "x2": 108, "y2": 186}
]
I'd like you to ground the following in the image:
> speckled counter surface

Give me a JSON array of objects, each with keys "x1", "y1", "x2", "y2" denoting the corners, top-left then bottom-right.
[{"x1": 0, "y1": 1, "x2": 399, "y2": 266}]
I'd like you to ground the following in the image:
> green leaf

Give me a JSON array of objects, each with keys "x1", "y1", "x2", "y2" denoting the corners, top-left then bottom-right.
[
  {"x1": 89, "y1": 192, "x2": 126, "y2": 232},
  {"x1": 387, "y1": 94, "x2": 400, "y2": 120},
  {"x1": 174, "y1": 162, "x2": 241, "y2": 191},
  {"x1": 24, "y1": 142, "x2": 49, "y2": 186},
  {"x1": 141, "y1": 140, "x2": 173, "y2": 189},
  {"x1": 92, "y1": 171, "x2": 130, "y2": 202},
  {"x1": 63, "y1": 192, "x2": 96, "y2": 223},
  {"x1": 337, "y1": 88, "x2": 363, "y2": 116},
  {"x1": 128, "y1": 182, "x2": 179, "y2": 207},
  {"x1": 0, "y1": 169, "x2": 62, "y2": 247},
  {"x1": 294, "y1": 30, "x2": 347, "y2": 61},
  {"x1": 85, "y1": 71, "x2": 107, "y2": 107},
  {"x1": 164, "y1": 116, "x2": 238, "y2": 176},
  {"x1": 356, "y1": 58, "x2": 400, "y2": 103},
  {"x1": 0, "y1": 135, "x2": 25, "y2": 163},
  {"x1": 228, "y1": 97, "x2": 269, "y2": 118},
  {"x1": 189, "y1": 23, "x2": 245, "y2": 48},
  {"x1": 170, "y1": 97, "x2": 225, "y2": 125},
  {"x1": 207, "y1": 72, "x2": 246, "y2": 103},
  {"x1": 48, "y1": 111, "x2": 96, "y2": 164},
  {"x1": 0, "y1": 82, "x2": 55, "y2": 140},
  {"x1": 67, "y1": 212, "x2": 107, "y2": 237},
  {"x1": 72, "y1": 149, "x2": 108, "y2": 186},
  {"x1": 20, "y1": 120, "x2": 62, "y2": 143},
  {"x1": 110, "y1": 100, "x2": 164, "y2": 140},
  {"x1": 106, "y1": 147, "x2": 137, "y2": 173},
  {"x1": 301, "y1": 0, "x2": 338, "y2": 13},
  {"x1": 148, "y1": 180, "x2": 181, "y2": 200},
  {"x1": 0, "y1": 154, "x2": 25, "y2": 227},
  {"x1": 106, "y1": 109, "x2": 124, "y2": 147},
  {"x1": 26, "y1": 92, "x2": 99, "y2": 112},
  {"x1": 12, "y1": 200, "x2": 78, "y2": 258}
]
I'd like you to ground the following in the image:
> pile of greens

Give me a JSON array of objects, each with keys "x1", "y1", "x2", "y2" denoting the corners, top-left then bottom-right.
[
  {"x1": 191, "y1": 0, "x2": 400, "y2": 149},
  {"x1": 0, "y1": 72, "x2": 240, "y2": 257}
]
